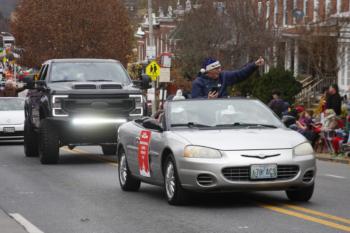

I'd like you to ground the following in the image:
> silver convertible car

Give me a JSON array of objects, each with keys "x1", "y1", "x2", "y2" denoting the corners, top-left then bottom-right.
[{"x1": 117, "y1": 98, "x2": 316, "y2": 205}]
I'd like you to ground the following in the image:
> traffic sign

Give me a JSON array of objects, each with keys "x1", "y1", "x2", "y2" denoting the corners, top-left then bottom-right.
[{"x1": 146, "y1": 61, "x2": 160, "y2": 81}]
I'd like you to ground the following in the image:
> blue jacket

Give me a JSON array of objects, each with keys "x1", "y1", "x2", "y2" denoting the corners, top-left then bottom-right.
[{"x1": 191, "y1": 62, "x2": 257, "y2": 98}]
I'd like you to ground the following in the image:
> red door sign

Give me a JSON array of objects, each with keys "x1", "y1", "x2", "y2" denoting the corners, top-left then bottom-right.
[{"x1": 138, "y1": 130, "x2": 151, "y2": 177}]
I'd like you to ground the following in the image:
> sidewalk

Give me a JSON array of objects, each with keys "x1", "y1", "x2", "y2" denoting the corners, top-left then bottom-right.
[
  {"x1": 316, "y1": 153, "x2": 350, "y2": 165},
  {"x1": 0, "y1": 209, "x2": 28, "y2": 233}
]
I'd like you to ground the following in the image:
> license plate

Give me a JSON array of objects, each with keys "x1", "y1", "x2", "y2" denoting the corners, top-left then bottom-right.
[
  {"x1": 3, "y1": 127, "x2": 15, "y2": 133},
  {"x1": 250, "y1": 164, "x2": 277, "y2": 180}
]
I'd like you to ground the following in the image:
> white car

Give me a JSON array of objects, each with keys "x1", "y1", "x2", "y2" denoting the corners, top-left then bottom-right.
[{"x1": 0, "y1": 97, "x2": 25, "y2": 140}]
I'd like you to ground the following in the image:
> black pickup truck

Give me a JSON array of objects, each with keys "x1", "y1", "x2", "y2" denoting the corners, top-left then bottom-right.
[{"x1": 24, "y1": 59, "x2": 148, "y2": 164}]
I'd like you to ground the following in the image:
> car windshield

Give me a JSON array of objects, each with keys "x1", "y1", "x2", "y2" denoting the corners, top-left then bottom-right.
[
  {"x1": 0, "y1": 98, "x2": 24, "y2": 111},
  {"x1": 49, "y1": 62, "x2": 131, "y2": 84},
  {"x1": 168, "y1": 99, "x2": 283, "y2": 129}
]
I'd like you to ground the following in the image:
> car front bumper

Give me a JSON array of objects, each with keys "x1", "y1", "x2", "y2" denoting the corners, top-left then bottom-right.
[
  {"x1": 0, "y1": 124, "x2": 24, "y2": 140},
  {"x1": 177, "y1": 149, "x2": 316, "y2": 192}
]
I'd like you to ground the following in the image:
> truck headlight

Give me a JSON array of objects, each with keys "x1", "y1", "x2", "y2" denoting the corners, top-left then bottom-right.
[
  {"x1": 129, "y1": 94, "x2": 144, "y2": 116},
  {"x1": 293, "y1": 142, "x2": 314, "y2": 156},
  {"x1": 184, "y1": 146, "x2": 222, "y2": 158},
  {"x1": 52, "y1": 95, "x2": 68, "y2": 117}
]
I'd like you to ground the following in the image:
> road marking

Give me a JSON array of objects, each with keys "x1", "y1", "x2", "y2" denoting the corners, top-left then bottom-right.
[
  {"x1": 9, "y1": 213, "x2": 44, "y2": 233},
  {"x1": 259, "y1": 204, "x2": 350, "y2": 232},
  {"x1": 283, "y1": 204, "x2": 350, "y2": 225},
  {"x1": 323, "y1": 174, "x2": 346, "y2": 179},
  {"x1": 61, "y1": 147, "x2": 118, "y2": 167}
]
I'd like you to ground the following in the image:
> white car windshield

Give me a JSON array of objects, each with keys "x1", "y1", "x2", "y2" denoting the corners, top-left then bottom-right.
[
  {"x1": 0, "y1": 98, "x2": 24, "y2": 111},
  {"x1": 169, "y1": 99, "x2": 283, "y2": 128},
  {"x1": 50, "y1": 62, "x2": 131, "y2": 84}
]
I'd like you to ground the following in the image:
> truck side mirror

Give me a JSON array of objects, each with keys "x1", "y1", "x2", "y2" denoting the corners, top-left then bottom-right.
[
  {"x1": 133, "y1": 75, "x2": 151, "y2": 90},
  {"x1": 22, "y1": 75, "x2": 35, "y2": 89}
]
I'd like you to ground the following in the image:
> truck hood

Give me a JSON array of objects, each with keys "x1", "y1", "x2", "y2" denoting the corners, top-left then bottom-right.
[
  {"x1": 173, "y1": 128, "x2": 306, "y2": 150},
  {"x1": 47, "y1": 82, "x2": 141, "y2": 94}
]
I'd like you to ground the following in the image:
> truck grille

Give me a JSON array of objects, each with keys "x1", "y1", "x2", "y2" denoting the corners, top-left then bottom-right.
[
  {"x1": 222, "y1": 165, "x2": 299, "y2": 181},
  {"x1": 62, "y1": 94, "x2": 135, "y2": 116}
]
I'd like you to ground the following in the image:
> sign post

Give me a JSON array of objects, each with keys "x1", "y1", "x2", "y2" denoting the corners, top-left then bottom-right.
[{"x1": 145, "y1": 61, "x2": 161, "y2": 114}]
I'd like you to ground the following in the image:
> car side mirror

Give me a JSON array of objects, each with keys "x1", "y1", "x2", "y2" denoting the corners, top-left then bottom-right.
[{"x1": 142, "y1": 118, "x2": 163, "y2": 131}]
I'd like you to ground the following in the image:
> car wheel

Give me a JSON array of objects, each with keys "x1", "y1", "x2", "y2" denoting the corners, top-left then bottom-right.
[
  {"x1": 286, "y1": 183, "x2": 314, "y2": 202},
  {"x1": 39, "y1": 119, "x2": 59, "y2": 164},
  {"x1": 164, "y1": 156, "x2": 188, "y2": 205},
  {"x1": 24, "y1": 120, "x2": 39, "y2": 157},
  {"x1": 118, "y1": 149, "x2": 140, "y2": 191},
  {"x1": 101, "y1": 145, "x2": 117, "y2": 155}
]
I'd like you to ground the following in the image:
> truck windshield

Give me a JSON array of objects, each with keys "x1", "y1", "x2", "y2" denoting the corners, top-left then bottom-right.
[{"x1": 50, "y1": 62, "x2": 131, "y2": 84}]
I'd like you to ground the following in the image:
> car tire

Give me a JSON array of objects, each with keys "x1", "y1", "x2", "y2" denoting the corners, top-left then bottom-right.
[
  {"x1": 101, "y1": 145, "x2": 117, "y2": 155},
  {"x1": 286, "y1": 183, "x2": 314, "y2": 202},
  {"x1": 24, "y1": 120, "x2": 39, "y2": 157},
  {"x1": 164, "y1": 156, "x2": 189, "y2": 205},
  {"x1": 118, "y1": 148, "x2": 140, "y2": 191},
  {"x1": 39, "y1": 119, "x2": 60, "y2": 164}
]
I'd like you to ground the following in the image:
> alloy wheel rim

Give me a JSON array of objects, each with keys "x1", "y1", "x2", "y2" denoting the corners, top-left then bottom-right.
[
  {"x1": 119, "y1": 154, "x2": 127, "y2": 185},
  {"x1": 165, "y1": 162, "x2": 175, "y2": 199}
]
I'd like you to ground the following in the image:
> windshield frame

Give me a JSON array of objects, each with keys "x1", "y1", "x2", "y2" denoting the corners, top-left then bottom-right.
[
  {"x1": 164, "y1": 98, "x2": 285, "y2": 130},
  {"x1": 47, "y1": 61, "x2": 132, "y2": 85}
]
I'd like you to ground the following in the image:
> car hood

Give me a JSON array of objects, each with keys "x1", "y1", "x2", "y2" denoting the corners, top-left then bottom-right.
[
  {"x1": 0, "y1": 111, "x2": 24, "y2": 125},
  {"x1": 173, "y1": 128, "x2": 306, "y2": 150}
]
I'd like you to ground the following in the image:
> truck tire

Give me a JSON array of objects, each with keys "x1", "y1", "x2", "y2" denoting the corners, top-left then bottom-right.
[
  {"x1": 24, "y1": 120, "x2": 39, "y2": 157},
  {"x1": 101, "y1": 145, "x2": 117, "y2": 155},
  {"x1": 39, "y1": 119, "x2": 60, "y2": 164}
]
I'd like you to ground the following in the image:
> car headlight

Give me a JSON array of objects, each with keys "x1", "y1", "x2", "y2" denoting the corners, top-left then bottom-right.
[
  {"x1": 184, "y1": 146, "x2": 222, "y2": 158},
  {"x1": 52, "y1": 95, "x2": 68, "y2": 117},
  {"x1": 293, "y1": 142, "x2": 314, "y2": 156},
  {"x1": 129, "y1": 94, "x2": 144, "y2": 116}
]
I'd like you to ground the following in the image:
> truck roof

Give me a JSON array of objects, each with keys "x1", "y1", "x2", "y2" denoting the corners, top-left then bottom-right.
[{"x1": 44, "y1": 58, "x2": 121, "y2": 65}]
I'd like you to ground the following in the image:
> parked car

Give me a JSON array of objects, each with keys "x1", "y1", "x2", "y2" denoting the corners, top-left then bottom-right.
[
  {"x1": 117, "y1": 98, "x2": 316, "y2": 205},
  {"x1": 23, "y1": 59, "x2": 148, "y2": 164},
  {"x1": 0, "y1": 97, "x2": 25, "y2": 140}
]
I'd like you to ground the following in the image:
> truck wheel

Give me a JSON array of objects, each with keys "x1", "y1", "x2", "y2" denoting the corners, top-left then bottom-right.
[
  {"x1": 163, "y1": 155, "x2": 189, "y2": 205},
  {"x1": 24, "y1": 120, "x2": 39, "y2": 157},
  {"x1": 39, "y1": 119, "x2": 60, "y2": 164},
  {"x1": 118, "y1": 148, "x2": 140, "y2": 191},
  {"x1": 286, "y1": 183, "x2": 314, "y2": 202},
  {"x1": 101, "y1": 145, "x2": 117, "y2": 155}
]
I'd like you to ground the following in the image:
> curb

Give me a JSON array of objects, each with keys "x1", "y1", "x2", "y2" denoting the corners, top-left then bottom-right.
[{"x1": 315, "y1": 154, "x2": 350, "y2": 165}]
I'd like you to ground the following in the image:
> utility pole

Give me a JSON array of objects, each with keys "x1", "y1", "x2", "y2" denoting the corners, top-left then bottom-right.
[{"x1": 148, "y1": 0, "x2": 157, "y2": 115}]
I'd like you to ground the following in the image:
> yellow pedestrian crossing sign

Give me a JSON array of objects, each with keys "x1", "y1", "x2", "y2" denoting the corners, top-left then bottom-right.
[{"x1": 146, "y1": 61, "x2": 160, "y2": 81}]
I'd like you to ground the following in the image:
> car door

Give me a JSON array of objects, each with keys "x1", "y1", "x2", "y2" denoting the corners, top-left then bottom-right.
[{"x1": 125, "y1": 119, "x2": 165, "y2": 183}]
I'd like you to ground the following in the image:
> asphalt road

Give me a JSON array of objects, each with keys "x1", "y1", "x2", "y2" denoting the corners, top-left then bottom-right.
[{"x1": 0, "y1": 142, "x2": 349, "y2": 233}]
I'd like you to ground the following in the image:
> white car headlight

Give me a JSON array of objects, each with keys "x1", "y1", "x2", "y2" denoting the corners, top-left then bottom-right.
[
  {"x1": 184, "y1": 146, "x2": 222, "y2": 158},
  {"x1": 293, "y1": 142, "x2": 314, "y2": 156}
]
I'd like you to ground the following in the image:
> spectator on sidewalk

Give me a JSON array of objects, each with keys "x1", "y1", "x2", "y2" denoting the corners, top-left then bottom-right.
[
  {"x1": 326, "y1": 84, "x2": 342, "y2": 116},
  {"x1": 268, "y1": 90, "x2": 288, "y2": 118},
  {"x1": 0, "y1": 79, "x2": 24, "y2": 97},
  {"x1": 191, "y1": 56, "x2": 264, "y2": 99}
]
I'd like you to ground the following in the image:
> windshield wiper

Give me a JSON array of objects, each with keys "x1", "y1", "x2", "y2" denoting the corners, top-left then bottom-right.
[
  {"x1": 215, "y1": 123, "x2": 277, "y2": 128},
  {"x1": 171, "y1": 122, "x2": 211, "y2": 128},
  {"x1": 88, "y1": 79, "x2": 113, "y2": 82},
  {"x1": 51, "y1": 80, "x2": 77, "y2": 83}
]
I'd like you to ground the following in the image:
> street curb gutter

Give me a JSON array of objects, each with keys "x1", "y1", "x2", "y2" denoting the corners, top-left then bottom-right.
[{"x1": 316, "y1": 154, "x2": 350, "y2": 165}]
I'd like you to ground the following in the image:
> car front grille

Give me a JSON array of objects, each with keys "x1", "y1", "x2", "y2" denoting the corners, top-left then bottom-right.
[
  {"x1": 222, "y1": 165, "x2": 300, "y2": 182},
  {"x1": 62, "y1": 94, "x2": 135, "y2": 116}
]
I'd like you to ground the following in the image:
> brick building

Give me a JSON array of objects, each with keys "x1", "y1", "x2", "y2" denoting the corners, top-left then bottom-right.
[{"x1": 256, "y1": 0, "x2": 350, "y2": 94}]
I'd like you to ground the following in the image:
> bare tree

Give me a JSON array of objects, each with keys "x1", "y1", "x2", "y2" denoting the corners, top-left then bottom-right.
[
  {"x1": 11, "y1": 0, "x2": 133, "y2": 67},
  {"x1": 0, "y1": 11, "x2": 9, "y2": 32},
  {"x1": 172, "y1": 0, "x2": 274, "y2": 84}
]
